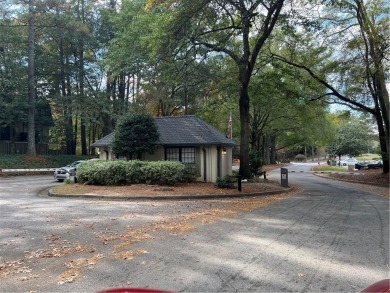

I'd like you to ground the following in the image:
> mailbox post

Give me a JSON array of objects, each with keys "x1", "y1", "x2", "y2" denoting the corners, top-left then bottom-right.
[{"x1": 281, "y1": 168, "x2": 289, "y2": 188}]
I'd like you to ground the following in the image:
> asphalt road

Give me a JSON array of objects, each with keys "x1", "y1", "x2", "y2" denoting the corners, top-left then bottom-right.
[{"x1": 0, "y1": 163, "x2": 388, "y2": 292}]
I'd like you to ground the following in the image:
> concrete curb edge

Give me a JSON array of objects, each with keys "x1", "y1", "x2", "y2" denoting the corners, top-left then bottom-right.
[{"x1": 48, "y1": 187, "x2": 292, "y2": 201}]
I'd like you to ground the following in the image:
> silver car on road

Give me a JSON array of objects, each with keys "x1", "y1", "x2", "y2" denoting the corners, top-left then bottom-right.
[{"x1": 53, "y1": 160, "x2": 84, "y2": 181}]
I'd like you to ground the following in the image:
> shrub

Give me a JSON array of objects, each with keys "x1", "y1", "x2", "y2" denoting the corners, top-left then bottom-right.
[
  {"x1": 179, "y1": 163, "x2": 198, "y2": 182},
  {"x1": 231, "y1": 170, "x2": 239, "y2": 177},
  {"x1": 215, "y1": 175, "x2": 236, "y2": 188},
  {"x1": 112, "y1": 112, "x2": 159, "y2": 159},
  {"x1": 124, "y1": 160, "x2": 148, "y2": 183},
  {"x1": 295, "y1": 154, "x2": 306, "y2": 162},
  {"x1": 77, "y1": 160, "x2": 188, "y2": 186},
  {"x1": 77, "y1": 160, "x2": 108, "y2": 185},
  {"x1": 76, "y1": 160, "x2": 145, "y2": 185},
  {"x1": 104, "y1": 161, "x2": 130, "y2": 185},
  {"x1": 141, "y1": 161, "x2": 185, "y2": 185}
]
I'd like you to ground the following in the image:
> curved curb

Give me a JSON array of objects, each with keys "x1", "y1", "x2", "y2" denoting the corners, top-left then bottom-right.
[
  {"x1": 313, "y1": 172, "x2": 389, "y2": 187},
  {"x1": 48, "y1": 187, "x2": 292, "y2": 201}
]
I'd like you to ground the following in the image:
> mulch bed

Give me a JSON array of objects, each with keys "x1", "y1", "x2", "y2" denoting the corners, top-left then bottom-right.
[
  {"x1": 52, "y1": 181, "x2": 284, "y2": 197},
  {"x1": 326, "y1": 169, "x2": 389, "y2": 187}
]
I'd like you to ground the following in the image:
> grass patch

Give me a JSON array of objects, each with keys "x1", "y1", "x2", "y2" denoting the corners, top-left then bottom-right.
[
  {"x1": 312, "y1": 166, "x2": 348, "y2": 172},
  {"x1": 51, "y1": 185, "x2": 81, "y2": 195},
  {"x1": 355, "y1": 153, "x2": 381, "y2": 161}
]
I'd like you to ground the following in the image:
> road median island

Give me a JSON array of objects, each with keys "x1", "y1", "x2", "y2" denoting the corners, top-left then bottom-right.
[
  {"x1": 313, "y1": 172, "x2": 389, "y2": 197},
  {"x1": 48, "y1": 182, "x2": 292, "y2": 201}
]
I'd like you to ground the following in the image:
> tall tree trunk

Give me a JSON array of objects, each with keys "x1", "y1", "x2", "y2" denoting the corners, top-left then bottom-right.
[
  {"x1": 270, "y1": 135, "x2": 277, "y2": 164},
  {"x1": 78, "y1": 0, "x2": 87, "y2": 155},
  {"x1": 102, "y1": 73, "x2": 114, "y2": 136},
  {"x1": 238, "y1": 69, "x2": 251, "y2": 178},
  {"x1": 374, "y1": 99, "x2": 389, "y2": 173},
  {"x1": 79, "y1": 51, "x2": 87, "y2": 155},
  {"x1": 183, "y1": 61, "x2": 188, "y2": 115},
  {"x1": 56, "y1": 10, "x2": 70, "y2": 154},
  {"x1": 356, "y1": 0, "x2": 389, "y2": 173},
  {"x1": 65, "y1": 56, "x2": 75, "y2": 154},
  {"x1": 100, "y1": 0, "x2": 117, "y2": 137},
  {"x1": 264, "y1": 134, "x2": 271, "y2": 165},
  {"x1": 73, "y1": 116, "x2": 78, "y2": 154},
  {"x1": 26, "y1": 0, "x2": 36, "y2": 156},
  {"x1": 236, "y1": 0, "x2": 284, "y2": 178},
  {"x1": 58, "y1": 37, "x2": 74, "y2": 155},
  {"x1": 118, "y1": 73, "x2": 126, "y2": 114},
  {"x1": 311, "y1": 145, "x2": 315, "y2": 161}
]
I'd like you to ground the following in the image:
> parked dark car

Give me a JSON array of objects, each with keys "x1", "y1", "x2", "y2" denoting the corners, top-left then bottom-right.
[
  {"x1": 367, "y1": 160, "x2": 383, "y2": 169},
  {"x1": 355, "y1": 160, "x2": 383, "y2": 170}
]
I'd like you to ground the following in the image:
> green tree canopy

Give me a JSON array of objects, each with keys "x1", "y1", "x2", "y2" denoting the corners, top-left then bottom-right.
[
  {"x1": 112, "y1": 111, "x2": 160, "y2": 159},
  {"x1": 327, "y1": 117, "x2": 373, "y2": 158}
]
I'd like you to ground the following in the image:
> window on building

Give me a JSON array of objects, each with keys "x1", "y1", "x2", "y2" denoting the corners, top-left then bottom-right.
[
  {"x1": 166, "y1": 147, "x2": 195, "y2": 163},
  {"x1": 166, "y1": 148, "x2": 180, "y2": 161},
  {"x1": 0, "y1": 126, "x2": 10, "y2": 140},
  {"x1": 181, "y1": 147, "x2": 195, "y2": 163},
  {"x1": 117, "y1": 153, "x2": 141, "y2": 160}
]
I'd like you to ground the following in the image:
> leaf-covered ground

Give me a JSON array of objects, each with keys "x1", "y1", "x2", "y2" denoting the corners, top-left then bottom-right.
[
  {"x1": 325, "y1": 169, "x2": 389, "y2": 187},
  {"x1": 52, "y1": 181, "x2": 284, "y2": 198},
  {"x1": 52, "y1": 164, "x2": 388, "y2": 198}
]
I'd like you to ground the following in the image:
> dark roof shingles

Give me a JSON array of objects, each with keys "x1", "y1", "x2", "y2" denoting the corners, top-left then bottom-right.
[{"x1": 91, "y1": 115, "x2": 237, "y2": 147}]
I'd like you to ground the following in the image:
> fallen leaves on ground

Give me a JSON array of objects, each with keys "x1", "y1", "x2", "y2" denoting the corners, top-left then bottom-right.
[
  {"x1": 326, "y1": 169, "x2": 389, "y2": 187},
  {"x1": 58, "y1": 254, "x2": 104, "y2": 285},
  {"x1": 26, "y1": 244, "x2": 96, "y2": 259},
  {"x1": 52, "y1": 181, "x2": 283, "y2": 197},
  {"x1": 112, "y1": 250, "x2": 147, "y2": 260},
  {"x1": 0, "y1": 259, "x2": 29, "y2": 278}
]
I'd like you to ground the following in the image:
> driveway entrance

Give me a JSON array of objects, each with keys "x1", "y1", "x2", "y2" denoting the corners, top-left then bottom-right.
[{"x1": 0, "y1": 167, "x2": 388, "y2": 292}]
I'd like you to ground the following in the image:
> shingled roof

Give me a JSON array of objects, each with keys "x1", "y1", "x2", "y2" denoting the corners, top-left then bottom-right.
[{"x1": 91, "y1": 115, "x2": 237, "y2": 148}]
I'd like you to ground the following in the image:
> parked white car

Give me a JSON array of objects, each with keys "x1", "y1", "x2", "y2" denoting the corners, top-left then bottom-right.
[{"x1": 338, "y1": 158, "x2": 359, "y2": 166}]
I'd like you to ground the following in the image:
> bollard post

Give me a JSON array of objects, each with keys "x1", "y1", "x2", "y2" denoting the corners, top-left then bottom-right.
[
  {"x1": 280, "y1": 168, "x2": 289, "y2": 188},
  {"x1": 237, "y1": 174, "x2": 242, "y2": 192}
]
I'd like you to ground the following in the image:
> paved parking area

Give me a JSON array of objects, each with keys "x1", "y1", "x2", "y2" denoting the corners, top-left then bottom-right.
[{"x1": 0, "y1": 170, "x2": 388, "y2": 292}]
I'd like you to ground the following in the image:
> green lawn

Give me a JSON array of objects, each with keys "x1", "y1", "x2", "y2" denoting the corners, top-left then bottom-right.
[
  {"x1": 355, "y1": 153, "x2": 382, "y2": 161},
  {"x1": 312, "y1": 166, "x2": 348, "y2": 172}
]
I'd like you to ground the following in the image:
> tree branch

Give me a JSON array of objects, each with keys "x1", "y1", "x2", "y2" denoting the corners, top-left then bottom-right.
[
  {"x1": 271, "y1": 53, "x2": 376, "y2": 115},
  {"x1": 193, "y1": 40, "x2": 240, "y2": 64}
]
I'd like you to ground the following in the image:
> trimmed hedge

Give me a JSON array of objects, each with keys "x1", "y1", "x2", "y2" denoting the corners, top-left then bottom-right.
[
  {"x1": 180, "y1": 163, "x2": 199, "y2": 182},
  {"x1": 141, "y1": 161, "x2": 185, "y2": 185},
  {"x1": 76, "y1": 160, "x2": 192, "y2": 186}
]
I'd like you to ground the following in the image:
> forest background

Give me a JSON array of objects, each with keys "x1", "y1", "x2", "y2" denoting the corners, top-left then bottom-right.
[{"x1": 0, "y1": 0, "x2": 388, "y2": 176}]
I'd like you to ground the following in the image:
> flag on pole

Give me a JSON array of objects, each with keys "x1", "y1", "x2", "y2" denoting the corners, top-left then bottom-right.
[{"x1": 227, "y1": 112, "x2": 232, "y2": 139}]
